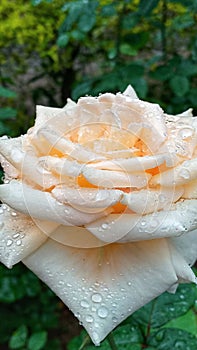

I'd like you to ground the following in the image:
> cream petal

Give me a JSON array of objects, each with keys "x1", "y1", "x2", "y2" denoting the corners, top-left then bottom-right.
[
  {"x1": 183, "y1": 179, "x2": 197, "y2": 198},
  {"x1": 35, "y1": 105, "x2": 79, "y2": 135},
  {"x1": 86, "y1": 199, "x2": 197, "y2": 243},
  {"x1": 52, "y1": 186, "x2": 122, "y2": 209},
  {"x1": 0, "y1": 205, "x2": 47, "y2": 268},
  {"x1": 151, "y1": 158, "x2": 197, "y2": 186},
  {"x1": 89, "y1": 154, "x2": 175, "y2": 172},
  {"x1": 121, "y1": 187, "x2": 183, "y2": 214},
  {"x1": 170, "y1": 229, "x2": 197, "y2": 267},
  {"x1": 0, "y1": 180, "x2": 109, "y2": 226},
  {"x1": 168, "y1": 242, "x2": 197, "y2": 283},
  {"x1": 38, "y1": 128, "x2": 106, "y2": 162},
  {"x1": 39, "y1": 156, "x2": 82, "y2": 178},
  {"x1": 123, "y1": 85, "x2": 138, "y2": 99},
  {"x1": 82, "y1": 166, "x2": 151, "y2": 188},
  {"x1": 0, "y1": 137, "x2": 59, "y2": 189},
  {"x1": 23, "y1": 238, "x2": 180, "y2": 345}
]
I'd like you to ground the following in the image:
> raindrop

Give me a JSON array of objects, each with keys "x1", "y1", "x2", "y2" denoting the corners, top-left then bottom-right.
[
  {"x1": 97, "y1": 306, "x2": 109, "y2": 318},
  {"x1": 85, "y1": 315, "x2": 94, "y2": 323},
  {"x1": 178, "y1": 128, "x2": 193, "y2": 139},
  {"x1": 91, "y1": 293, "x2": 102, "y2": 303},
  {"x1": 127, "y1": 281, "x2": 132, "y2": 286},
  {"x1": 11, "y1": 211, "x2": 17, "y2": 217},
  {"x1": 16, "y1": 240, "x2": 22, "y2": 246},
  {"x1": 179, "y1": 169, "x2": 190, "y2": 180},
  {"x1": 12, "y1": 233, "x2": 20, "y2": 239},
  {"x1": 112, "y1": 317, "x2": 118, "y2": 323},
  {"x1": 6, "y1": 239, "x2": 13, "y2": 247},
  {"x1": 80, "y1": 300, "x2": 89, "y2": 308},
  {"x1": 101, "y1": 223, "x2": 109, "y2": 230}
]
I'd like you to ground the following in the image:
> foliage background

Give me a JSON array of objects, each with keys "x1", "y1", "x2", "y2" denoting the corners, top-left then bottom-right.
[{"x1": 0, "y1": 0, "x2": 197, "y2": 349}]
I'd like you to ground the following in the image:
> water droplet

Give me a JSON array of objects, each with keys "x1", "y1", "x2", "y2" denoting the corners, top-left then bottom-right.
[
  {"x1": 11, "y1": 211, "x2": 17, "y2": 217},
  {"x1": 127, "y1": 281, "x2": 132, "y2": 286},
  {"x1": 178, "y1": 127, "x2": 193, "y2": 139},
  {"x1": 6, "y1": 239, "x2": 13, "y2": 247},
  {"x1": 97, "y1": 306, "x2": 109, "y2": 318},
  {"x1": 91, "y1": 293, "x2": 102, "y2": 303},
  {"x1": 92, "y1": 331, "x2": 100, "y2": 345},
  {"x1": 101, "y1": 223, "x2": 109, "y2": 230},
  {"x1": 12, "y1": 233, "x2": 20, "y2": 239},
  {"x1": 179, "y1": 168, "x2": 190, "y2": 180},
  {"x1": 16, "y1": 239, "x2": 22, "y2": 246},
  {"x1": 112, "y1": 317, "x2": 118, "y2": 323},
  {"x1": 80, "y1": 300, "x2": 89, "y2": 308},
  {"x1": 85, "y1": 315, "x2": 94, "y2": 323}
]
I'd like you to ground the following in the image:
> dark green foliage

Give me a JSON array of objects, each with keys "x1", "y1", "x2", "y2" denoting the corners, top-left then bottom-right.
[{"x1": 68, "y1": 281, "x2": 197, "y2": 349}]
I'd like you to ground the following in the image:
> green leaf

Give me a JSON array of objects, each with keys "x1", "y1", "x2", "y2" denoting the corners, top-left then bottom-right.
[
  {"x1": 68, "y1": 324, "x2": 143, "y2": 350},
  {"x1": 170, "y1": 76, "x2": 190, "y2": 97},
  {"x1": 177, "y1": 60, "x2": 197, "y2": 77},
  {"x1": 132, "y1": 283, "x2": 197, "y2": 328},
  {"x1": 150, "y1": 65, "x2": 175, "y2": 81},
  {"x1": 56, "y1": 33, "x2": 69, "y2": 48},
  {"x1": 9, "y1": 325, "x2": 28, "y2": 349},
  {"x1": 163, "y1": 309, "x2": 197, "y2": 336},
  {"x1": 78, "y1": 13, "x2": 96, "y2": 33},
  {"x1": 0, "y1": 86, "x2": 16, "y2": 98},
  {"x1": 138, "y1": 0, "x2": 160, "y2": 16},
  {"x1": 28, "y1": 331, "x2": 47, "y2": 350},
  {"x1": 172, "y1": 13, "x2": 195, "y2": 31},
  {"x1": 120, "y1": 44, "x2": 138, "y2": 56},
  {"x1": 0, "y1": 107, "x2": 17, "y2": 119},
  {"x1": 148, "y1": 328, "x2": 197, "y2": 350},
  {"x1": 0, "y1": 275, "x2": 25, "y2": 302}
]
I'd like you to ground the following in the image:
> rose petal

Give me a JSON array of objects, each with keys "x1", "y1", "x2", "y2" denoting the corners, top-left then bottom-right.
[
  {"x1": 39, "y1": 156, "x2": 81, "y2": 177},
  {"x1": 151, "y1": 158, "x2": 197, "y2": 186},
  {"x1": 86, "y1": 199, "x2": 197, "y2": 243},
  {"x1": 170, "y1": 229, "x2": 197, "y2": 267},
  {"x1": 121, "y1": 187, "x2": 183, "y2": 214},
  {"x1": 82, "y1": 166, "x2": 151, "y2": 188},
  {"x1": 0, "y1": 180, "x2": 109, "y2": 226},
  {"x1": 89, "y1": 154, "x2": 175, "y2": 172},
  {"x1": 123, "y1": 85, "x2": 138, "y2": 99},
  {"x1": 23, "y1": 238, "x2": 181, "y2": 345},
  {"x1": 183, "y1": 179, "x2": 197, "y2": 198},
  {"x1": 38, "y1": 127, "x2": 106, "y2": 162},
  {"x1": 52, "y1": 186, "x2": 122, "y2": 209},
  {"x1": 0, "y1": 137, "x2": 60, "y2": 189},
  {"x1": 0, "y1": 205, "x2": 47, "y2": 268}
]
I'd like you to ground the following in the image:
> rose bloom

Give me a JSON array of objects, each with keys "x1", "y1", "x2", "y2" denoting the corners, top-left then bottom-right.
[{"x1": 0, "y1": 85, "x2": 197, "y2": 345}]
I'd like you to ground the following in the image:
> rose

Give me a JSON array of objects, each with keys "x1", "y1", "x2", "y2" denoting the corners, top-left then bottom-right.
[{"x1": 0, "y1": 85, "x2": 197, "y2": 345}]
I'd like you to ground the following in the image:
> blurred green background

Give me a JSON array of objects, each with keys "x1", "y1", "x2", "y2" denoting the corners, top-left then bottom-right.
[{"x1": 0, "y1": 0, "x2": 197, "y2": 349}]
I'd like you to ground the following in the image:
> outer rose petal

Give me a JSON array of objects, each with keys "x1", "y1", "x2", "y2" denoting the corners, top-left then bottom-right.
[
  {"x1": 0, "y1": 205, "x2": 48, "y2": 268},
  {"x1": 82, "y1": 166, "x2": 151, "y2": 188},
  {"x1": 170, "y1": 229, "x2": 197, "y2": 267},
  {"x1": 0, "y1": 137, "x2": 60, "y2": 188},
  {"x1": 0, "y1": 180, "x2": 109, "y2": 226},
  {"x1": 151, "y1": 158, "x2": 197, "y2": 186},
  {"x1": 22, "y1": 238, "x2": 194, "y2": 345},
  {"x1": 86, "y1": 199, "x2": 197, "y2": 243},
  {"x1": 121, "y1": 187, "x2": 183, "y2": 214},
  {"x1": 52, "y1": 186, "x2": 122, "y2": 210}
]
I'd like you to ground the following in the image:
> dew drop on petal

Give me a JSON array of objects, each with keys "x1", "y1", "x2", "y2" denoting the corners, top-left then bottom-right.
[
  {"x1": 97, "y1": 306, "x2": 109, "y2": 318},
  {"x1": 91, "y1": 293, "x2": 102, "y2": 303},
  {"x1": 6, "y1": 239, "x2": 13, "y2": 247},
  {"x1": 80, "y1": 300, "x2": 89, "y2": 308},
  {"x1": 85, "y1": 315, "x2": 94, "y2": 323}
]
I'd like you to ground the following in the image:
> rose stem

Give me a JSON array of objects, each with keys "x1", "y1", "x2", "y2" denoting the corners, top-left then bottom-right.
[{"x1": 107, "y1": 333, "x2": 118, "y2": 350}]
